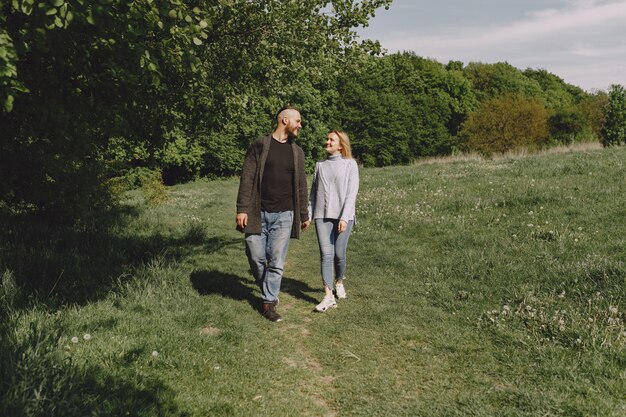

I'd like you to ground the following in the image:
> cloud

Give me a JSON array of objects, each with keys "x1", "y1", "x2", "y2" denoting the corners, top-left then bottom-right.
[
  {"x1": 386, "y1": 1, "x2": 626, "y2": 51},
  {"x1": 376, "y1": 0, "x2": 626, "y2": 90}
]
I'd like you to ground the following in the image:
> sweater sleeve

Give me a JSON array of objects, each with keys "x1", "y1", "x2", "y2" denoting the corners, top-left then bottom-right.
[
  {"x1": 340, "y1": 159, "x2": 359, "y2": 222},
  {"x1": 308, "y1": 162, "x2": 319, "y2": 221},
  {"x1": 297, "y1": 147, "x2": 309, "y2": 222},
  {"x1": 236, "y1": 142, "x2": 260, "y2": 214}
]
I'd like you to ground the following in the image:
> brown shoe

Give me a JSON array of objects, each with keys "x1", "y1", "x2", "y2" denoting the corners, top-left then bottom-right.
[{"x1": 262, "y1": 301, "x2": 283, "y2": 322}]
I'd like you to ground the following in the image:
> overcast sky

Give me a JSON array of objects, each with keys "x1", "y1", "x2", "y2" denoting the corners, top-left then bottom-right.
[{"x1": 358, "y1": 0, "x2": 626, "y2": 92}]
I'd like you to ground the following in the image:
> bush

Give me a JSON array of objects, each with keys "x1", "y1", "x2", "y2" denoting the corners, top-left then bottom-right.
[
  {"x1": 460, "y1": 93, "x2": 549, "y2": 155},
  {"x1": 601, "y1": 84, "x2": 626, "y2": 147},
  {"x1": 548, "y1": 110, "x2": 584, "y2": 145}
]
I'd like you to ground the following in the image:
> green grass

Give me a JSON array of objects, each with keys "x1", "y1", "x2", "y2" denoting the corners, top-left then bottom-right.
[{"x1": 1, "y1": 147, "x2": 625, "y2": 416}]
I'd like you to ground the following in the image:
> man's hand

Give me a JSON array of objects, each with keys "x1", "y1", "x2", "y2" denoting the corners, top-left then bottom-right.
[
  {"x1": 301, "y1": 220, "x2": 311, "y2": 231},
  {"x1": 236, "y1": 213, "x2": 248, "y2": 230}
]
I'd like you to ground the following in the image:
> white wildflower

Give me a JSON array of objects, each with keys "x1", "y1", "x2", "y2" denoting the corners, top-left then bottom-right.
[{"x1": 71, "y1": 336, "x2": 79, "y2": 344}]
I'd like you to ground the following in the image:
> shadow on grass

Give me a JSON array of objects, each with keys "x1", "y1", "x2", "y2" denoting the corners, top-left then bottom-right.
[
  {"x1": 281, "y1": 276, "x2": 319, "y2": 305},
  {"x1": 189, "y1": 270, "x2": 319, "y2": 310},
  {"x1": 0, "y1": 323, "x2": 187, "y2": 417},
  {"x1": 190, "y1": 270, "x2": 259, "y2": 312},
  {"x1": 0, "y1": 207, "x2": 240, "y2": 308}
]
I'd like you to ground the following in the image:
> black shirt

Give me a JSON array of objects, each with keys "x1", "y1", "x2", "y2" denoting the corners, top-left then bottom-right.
[{"x1": 261, "y1": 139, "x2": 294, "y2": 212}]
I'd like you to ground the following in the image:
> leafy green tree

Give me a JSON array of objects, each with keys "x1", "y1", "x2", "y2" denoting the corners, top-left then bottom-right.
[
  {"x1": 460, "y1": 93, "x2": 549, "y2": 155},
  {"x1": 463, "y1": 62, "x2": 543, "y2": 102},
  {"x1": 335, "y1": 53, "x2": 414, "y2": 167},
  {"x1": 548, "y1": 110, "x2": 584, "y2": 145},
  {"x1": 579, "y1": 91, "x2": 608, "y2": 142},
  {"x1": 523, "y1": 68, "x2": 586, "y2": 111},
  {"x1": 336, "y1": 52, "x2": 477, "y2": 165},
  {"x1": 390, "y1": 53, "x2": 477, "y2": 154},
  {"x1": 0, "y1": 0, "x2": 392, "y2": 217},
  {"x1": 601, "y1": 84, "x2": 626, "y2": 146}
]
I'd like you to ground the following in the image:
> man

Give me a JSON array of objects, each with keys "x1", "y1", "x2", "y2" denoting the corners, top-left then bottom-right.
[{"x1": 236, "y1": 106, "x2": 310, "y2": 322}]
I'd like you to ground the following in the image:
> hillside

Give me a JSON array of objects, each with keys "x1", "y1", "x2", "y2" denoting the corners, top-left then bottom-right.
[{"x1": 2, "y1": 145, "x2": 625, "y2": 416}]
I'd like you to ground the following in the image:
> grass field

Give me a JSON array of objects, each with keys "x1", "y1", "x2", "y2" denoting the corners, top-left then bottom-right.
[{"x1": 1, "y1": 145, "x2": 625, "y2": 416}]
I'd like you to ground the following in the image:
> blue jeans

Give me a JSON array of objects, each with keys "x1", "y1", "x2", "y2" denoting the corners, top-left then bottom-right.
[
  {"x1": 245, "y1": 211, "x2": 293, "y2": 303},
  {"x1": 314, "y1": 218, "x2": 354, "y2": 289}
]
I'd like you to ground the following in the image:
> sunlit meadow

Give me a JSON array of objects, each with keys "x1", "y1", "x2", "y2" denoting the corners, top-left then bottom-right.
[{"x1": 1, "y1": 146, "x2": 625, "y2": 416}]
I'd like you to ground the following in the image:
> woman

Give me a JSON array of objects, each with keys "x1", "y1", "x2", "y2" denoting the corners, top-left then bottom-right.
[{"x1": 309, "y1": 130, "x2": 359, "y2": 312}]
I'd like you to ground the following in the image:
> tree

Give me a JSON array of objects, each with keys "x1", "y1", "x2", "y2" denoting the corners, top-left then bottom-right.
[
  {"x1": 548, "y1": 110, "x2": 584, "y2": 145},
  {"x1": 463, "y1": 62, "x2": 543, "y2": 102},
  {"x1": 601, "y1": 84, "x2": 626, "y2": 146},
  {"x1": 335, "y1": 53, "x2": 414, "y2": 167},
  {"x1": 579, "y1": 91, "x2": 608, "y2": 142},
  {"x1": 460, "y1": 93, "x2": 549, "y2": 155},
  {"x1": 336, "y1": 52, "x2": 478, "y2": 165},
  {"x1": 0, "y1": 0, "x2": 392, "y2": 218}
]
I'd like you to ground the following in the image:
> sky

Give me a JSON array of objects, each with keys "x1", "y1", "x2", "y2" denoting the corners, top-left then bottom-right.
[{"x1": 357, "y1": 0, "x2": 626, "y2": 92}]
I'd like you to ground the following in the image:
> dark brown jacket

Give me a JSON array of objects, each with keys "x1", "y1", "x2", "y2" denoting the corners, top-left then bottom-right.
[{"x1": 236, "y1": 135, "x2": 309, "y2": 238}]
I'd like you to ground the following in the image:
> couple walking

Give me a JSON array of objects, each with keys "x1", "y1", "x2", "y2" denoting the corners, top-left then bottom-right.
[{"x1": 235, "y1": 106, "x2": 359, "y2": 322}]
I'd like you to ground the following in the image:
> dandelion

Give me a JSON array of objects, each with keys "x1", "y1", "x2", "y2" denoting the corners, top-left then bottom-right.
[
  {"x1": 151, "y1": 351, "x2": 159, "y2": 357},
  {"x1": 609, "y1": 306, "x2": 618, "y2": 314},
  {"x1": 71, "y1": 336, "x2": 79, "y2": 344},
  {"x1": 83, "y1": 333, "x2": 91, "y2": 341}
]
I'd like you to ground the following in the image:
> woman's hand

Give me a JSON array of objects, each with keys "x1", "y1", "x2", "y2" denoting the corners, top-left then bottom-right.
[{"x1": 338, "y1": 220, "x2": 347, "y2": 233}]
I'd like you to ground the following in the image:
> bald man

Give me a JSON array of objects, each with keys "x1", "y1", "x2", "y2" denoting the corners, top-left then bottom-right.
[{"x1": 236, "y1": 106, "x2": 310, "y2": 322}]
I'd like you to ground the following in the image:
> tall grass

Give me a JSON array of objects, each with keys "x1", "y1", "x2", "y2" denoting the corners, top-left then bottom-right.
[{"x1": 1, "y1": 147, "x2": 625, "y2": 416}]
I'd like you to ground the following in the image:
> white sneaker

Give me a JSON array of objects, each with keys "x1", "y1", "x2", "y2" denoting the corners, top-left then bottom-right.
[
  {"x1": 315, "y1": 295, "x2": 337, "y2": 312},
  {"x1": 335, "y1": 283, "x2": 347, "y2": 299}
]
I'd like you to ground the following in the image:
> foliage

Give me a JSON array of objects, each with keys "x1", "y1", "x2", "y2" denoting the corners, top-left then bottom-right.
[
  {"x1": 1, "y1": 0, "x2": 199, "y2": 220},
  {"x1": 463, "y1": 62, "x2": 544, "y2": 102},
  {"x1": 0, "y1": 0, "x2": 611, "y2": 225},
  {"x1": 336, "y1": 52, "x2": 478, "y2": 166},
  {"x1": 335, "y1": 53, "x2": 414, "y2": 166},
  {"x1": 0, "y1": 0, "x2": 392, "y2": 219},
  {"x1": 523, "y1": 68, "x2": 586, "y2": 111},
  {"x1": 601, "y1": 84, "x2": 626, "y2": 146},
  {"x1": 547, "y1": 109, "x2": 584, "y2": 145},
  {"x1": 460, "y1": 93, "x2": 549, "y2": 155},
  {"x1": 579, "y1": 91, "x2": 608, "y2": 141}
]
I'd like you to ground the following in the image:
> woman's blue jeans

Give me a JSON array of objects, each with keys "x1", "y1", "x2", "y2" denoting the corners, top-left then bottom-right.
[
  {"x1": 314, "y1": 218, "x2": 354, "y2": 289},
  {"x1": 245, "y1": 211, "x2": 293, "y2": 303}
]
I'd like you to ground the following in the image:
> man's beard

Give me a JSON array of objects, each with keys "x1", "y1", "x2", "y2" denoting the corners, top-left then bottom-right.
[{"x1": 287, "y1": 127, "x2": 299, "y2": 140}]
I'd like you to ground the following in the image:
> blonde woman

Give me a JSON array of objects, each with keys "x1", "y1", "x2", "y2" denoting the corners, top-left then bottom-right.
[{"x1": 308, "y1": 130, "x2": 359, "y2": 312}]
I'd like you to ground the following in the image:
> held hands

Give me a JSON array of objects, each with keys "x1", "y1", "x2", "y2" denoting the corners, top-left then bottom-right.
[{"x1": 301, "y1": 220, "x2": 311, "y2": 231}]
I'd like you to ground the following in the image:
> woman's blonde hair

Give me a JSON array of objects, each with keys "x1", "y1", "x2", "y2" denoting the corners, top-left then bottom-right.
[{"x1": 331, "y1": 130, "x2": 352, "y2": 159}]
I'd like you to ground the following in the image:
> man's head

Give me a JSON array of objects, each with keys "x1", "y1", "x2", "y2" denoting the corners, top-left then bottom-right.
[{"x1": 275, "y1": 106, "x2": 302, "y2": 140}]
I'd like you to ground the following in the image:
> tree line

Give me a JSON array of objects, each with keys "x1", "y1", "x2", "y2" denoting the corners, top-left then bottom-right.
[{"x1": 2, "y1": 0, "x2": 625, "y2": 222}]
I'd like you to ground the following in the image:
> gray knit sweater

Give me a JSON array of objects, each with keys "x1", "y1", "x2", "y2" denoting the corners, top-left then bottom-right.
[{"x1": 308, "y1": 155, "x2": 359, "y2": 221}]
